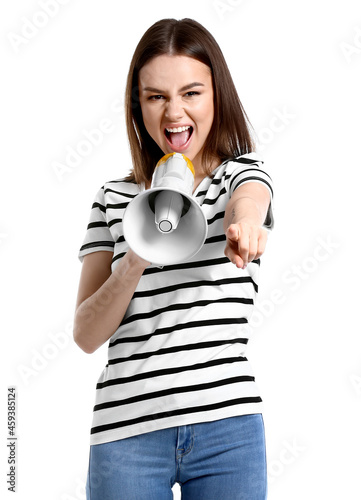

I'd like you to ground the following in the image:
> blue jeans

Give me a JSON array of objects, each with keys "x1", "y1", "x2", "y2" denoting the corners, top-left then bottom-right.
[{"x1": 86, "y1": 414, "x2": 267, "y2": 499}]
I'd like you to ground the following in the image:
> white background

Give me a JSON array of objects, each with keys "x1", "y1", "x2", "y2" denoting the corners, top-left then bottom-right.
[{"x1": 1, "y1": 0, "x2": 361, "y2": 498}]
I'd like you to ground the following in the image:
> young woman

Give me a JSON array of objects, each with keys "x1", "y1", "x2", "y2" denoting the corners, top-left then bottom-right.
[{"x1": 74, "y1": 18, "x2": 274, "y2": 500}]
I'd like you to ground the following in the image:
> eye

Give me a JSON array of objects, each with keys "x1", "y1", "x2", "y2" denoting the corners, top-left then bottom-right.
[
  {"x1": 147, "y1": 94, "x2": 165, "y2": 101},
  {"x1": 184, "y1": 91, "x2": 200, "y2": 97}
]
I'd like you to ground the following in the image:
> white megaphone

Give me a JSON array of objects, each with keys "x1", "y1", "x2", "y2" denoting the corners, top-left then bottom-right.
[{"x1": 123, "y1": 152, "x2": 208, "y2": 266}]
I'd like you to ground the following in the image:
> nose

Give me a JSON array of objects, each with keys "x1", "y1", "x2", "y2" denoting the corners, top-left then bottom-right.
[{"x1": 164, "y1": 98, "x2": 183, "y2": 121}]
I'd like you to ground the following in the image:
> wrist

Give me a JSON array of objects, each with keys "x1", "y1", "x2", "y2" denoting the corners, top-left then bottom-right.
[
  {"x1": 232, "y1": 218, "x2": 262, "y2": 228},
  {"x1": 126, "y1": 249, "x2": 151, "y2": 272}
]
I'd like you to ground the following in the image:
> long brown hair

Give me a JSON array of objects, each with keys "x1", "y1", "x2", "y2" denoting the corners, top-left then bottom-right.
[{"x1": 125, "y1": 18, "x2": 255, "y2": 185}]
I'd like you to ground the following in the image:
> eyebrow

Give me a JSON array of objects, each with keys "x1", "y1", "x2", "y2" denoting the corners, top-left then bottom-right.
[{"x1": 142, "y1": 82, "x2": 205, "y2": 93}]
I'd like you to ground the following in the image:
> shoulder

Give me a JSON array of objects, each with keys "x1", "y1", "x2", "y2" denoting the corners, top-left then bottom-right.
[
  {"x1": 211, "y1": 153, "x2": 265, "y2": 186},
  {"x1": 103, "y1": 178, "x2": 140, "y2": 195},
  {"x1": 212, "y1": 153, "x2": 273, "y2": 199},
  {"x1": 221, "y1": 152, "x2": 265, "y2": 176},
  {"x1": 92, "y1": 178, "x2": 141, "y2": 205}
]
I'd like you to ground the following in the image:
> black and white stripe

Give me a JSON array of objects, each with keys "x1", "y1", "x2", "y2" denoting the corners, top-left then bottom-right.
[{"x1": 79, "y1": 153, "x2": 273, "y2": 445}]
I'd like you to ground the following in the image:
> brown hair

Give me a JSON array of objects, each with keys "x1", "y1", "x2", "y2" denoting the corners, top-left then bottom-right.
[{"x1": 125, "y1": 18, "x2": 255, "y2": 185}]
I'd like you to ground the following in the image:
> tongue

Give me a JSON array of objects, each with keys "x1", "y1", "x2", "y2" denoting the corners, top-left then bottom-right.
[{"x1": 169, "y1": 129, "x2": 190, "y2": 147}]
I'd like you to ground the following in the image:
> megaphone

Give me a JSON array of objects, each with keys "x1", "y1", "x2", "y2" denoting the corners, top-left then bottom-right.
[{"x1": 123, "y1": 152, "x2": 208, "y2": 266}]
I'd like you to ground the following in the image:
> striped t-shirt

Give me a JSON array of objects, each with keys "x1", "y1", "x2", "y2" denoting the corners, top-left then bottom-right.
[{"x1": 79, "y1": 153, "x2": 274, "y2": 445}]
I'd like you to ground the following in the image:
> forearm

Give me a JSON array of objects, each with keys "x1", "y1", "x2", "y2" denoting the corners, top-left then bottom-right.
[
  {"x1": 224, "y1": 195, "x2": 266, "y2": 232},
  {"x1": 73, "y1": 251, "x2": 148, "y2": 353}
]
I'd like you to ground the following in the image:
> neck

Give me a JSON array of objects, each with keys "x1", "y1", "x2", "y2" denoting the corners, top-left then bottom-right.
[
  {"x1": 192, "y1": 155, "x2": 220, "y2": 192},
  {"x1": 193, "y1": 173, "x2": 207, "y2": 192}
]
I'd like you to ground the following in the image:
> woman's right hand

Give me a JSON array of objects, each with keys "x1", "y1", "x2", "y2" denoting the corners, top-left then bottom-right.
[{"x1": 127, "y1": 248, "x2": 151, "y2": 270}]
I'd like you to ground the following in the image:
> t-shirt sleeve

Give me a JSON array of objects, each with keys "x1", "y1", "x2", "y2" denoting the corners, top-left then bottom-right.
[
  {"x1": 227, "y1": 154, "x2": 274, "y2": 230},
  {"x1": 78, "y1": 186, "x2": 115, "y2": 262}
]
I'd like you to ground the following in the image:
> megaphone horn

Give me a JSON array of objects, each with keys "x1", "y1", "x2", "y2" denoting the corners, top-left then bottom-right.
[{"x1": 123, "y1": 153, "x2": 208, "y2": 266}]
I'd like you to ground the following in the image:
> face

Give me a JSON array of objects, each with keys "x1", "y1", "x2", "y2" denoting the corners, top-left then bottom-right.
[{"x1": 138, "y1": 54, "x2": 216, "y2": 175}]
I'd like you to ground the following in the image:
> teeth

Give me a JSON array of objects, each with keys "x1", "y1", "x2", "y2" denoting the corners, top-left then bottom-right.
[{"x1": 166, "y1": 126, "x2": 191, "y2": 133}]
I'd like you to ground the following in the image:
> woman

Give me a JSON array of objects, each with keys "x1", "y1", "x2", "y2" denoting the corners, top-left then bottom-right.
[{"x1": 74, "y1": 18, "x2": 274, "y2": 500}]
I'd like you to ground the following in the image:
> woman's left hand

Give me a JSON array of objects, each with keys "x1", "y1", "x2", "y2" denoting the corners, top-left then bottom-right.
[{"x1": 224, "y1": 221, "x2": 268, "y2": 269}]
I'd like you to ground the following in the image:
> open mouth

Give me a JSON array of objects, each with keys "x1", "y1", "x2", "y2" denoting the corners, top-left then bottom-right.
[{"x1": 164, "y1": 125, "x2": 193, "y2": 149}]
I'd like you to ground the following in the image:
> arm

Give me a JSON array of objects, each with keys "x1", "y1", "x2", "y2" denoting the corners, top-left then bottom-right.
[
  {"x1": 223, "y1": 182, "x2": 271, "y2": 269},
  {"x1": 73, "y1": 250, "x2": 150, "y2": 354}
]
